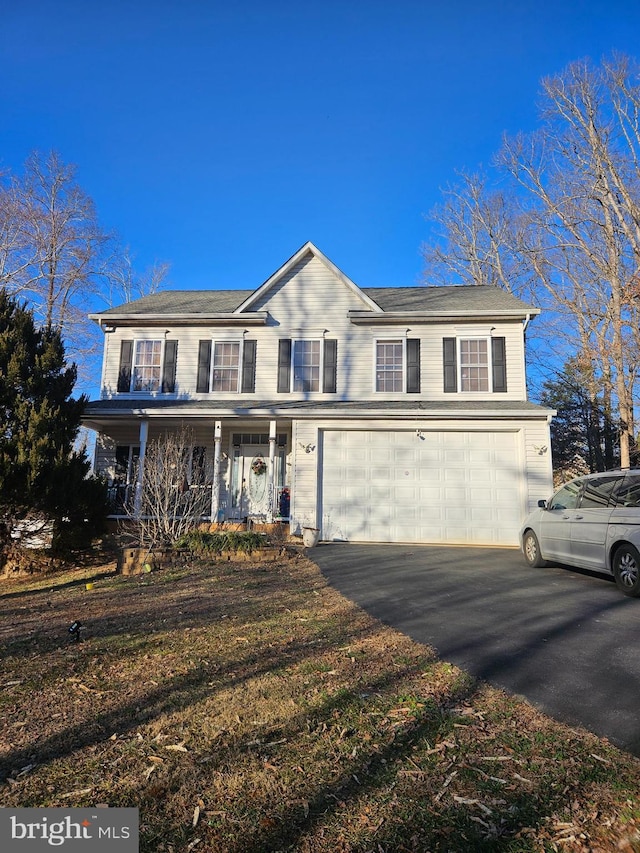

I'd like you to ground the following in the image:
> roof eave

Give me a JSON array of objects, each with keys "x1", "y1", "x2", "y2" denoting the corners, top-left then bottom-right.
[
  {"x1": 348, "y1": 308, "x2": 541, "y2": 325},
  {"x1": 89, "y1": 312, "x2": 269, "y2": 329}
]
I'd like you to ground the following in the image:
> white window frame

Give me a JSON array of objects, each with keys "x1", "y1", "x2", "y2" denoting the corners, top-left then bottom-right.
[
  {"x1": 292, "y1": 339, "x2": 322, "y2": 392},
  {"x1": 132, "y1": 339, "x2": 164, "y2": 393},
  {"x1": 458, "y1": 337, "x2": 491, "y2": 393},
  {"x1": 211, "y1": 340, "x2": 241, "y2": 392},
  {"x1": 374, "y1": 338, "x2": 406, "y2": 392}
]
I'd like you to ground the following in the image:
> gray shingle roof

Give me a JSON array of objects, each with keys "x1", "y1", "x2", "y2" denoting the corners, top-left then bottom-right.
[
  {"x1": 97, "y1": 290, "x2": 253, "y2": 315},
  {"x1": 365, "y1": 286, "x2": 536, "y2": 313},
  {"x1": 95, "y1": 284, "x2": 537, "y2": 317}
]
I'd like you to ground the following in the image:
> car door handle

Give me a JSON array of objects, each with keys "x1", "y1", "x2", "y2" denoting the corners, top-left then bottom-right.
[{"x1": 574, "y1": 514, "x2": 583, "y2": 519}]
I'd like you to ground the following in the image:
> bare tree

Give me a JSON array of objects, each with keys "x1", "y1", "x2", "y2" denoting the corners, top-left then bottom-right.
[
  {"x1": 0, "y1": 150, "x2": 173, "y2": 388},
  {"x1": 0, "y1": 151, "x2": 110, "y2": 328},
  {"x1": 422, "y1": 170, "x2": 526, "y2": 294},
  {"x1": 423, "y1": 55, "x2": 640, "y2": 468},
  {"x1": 497, "y1": 56, "x2": 640, "y2": 467},
  {"x1": 104, "y1": 245, "x2": 171, "y2": 306},
  {"x1": 126, "y1": 429, "x2": 212, "y2": 550}
]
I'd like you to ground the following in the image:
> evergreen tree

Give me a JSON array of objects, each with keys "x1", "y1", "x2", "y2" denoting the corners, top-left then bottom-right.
[
  {"x1": 0, "y1": 289, "x2": 107, "y2": 556},
  {"x1": 539, "y1": 359, "x2": 620, "y2": 481}
]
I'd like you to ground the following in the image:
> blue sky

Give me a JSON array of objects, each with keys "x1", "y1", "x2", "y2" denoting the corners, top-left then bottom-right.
[{"x1": 2, "y1": 0, "x2": 640, "y2": 298}]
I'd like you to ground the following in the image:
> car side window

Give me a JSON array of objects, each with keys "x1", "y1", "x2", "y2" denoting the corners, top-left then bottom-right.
[
  {"x1": 579, "y1": 475, "x2": 622, "y2": 508},
  {"x1": 614, "y1": 475, "x2": 640, "y2": 508},
  {"x1": 549, "y1": 480, "x2": 582, "y2": 511}
]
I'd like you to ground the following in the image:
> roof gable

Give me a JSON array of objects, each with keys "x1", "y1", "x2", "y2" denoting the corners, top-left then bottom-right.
[{"x1": 234, "y1": 241, "x2": 382, "y2": 313}]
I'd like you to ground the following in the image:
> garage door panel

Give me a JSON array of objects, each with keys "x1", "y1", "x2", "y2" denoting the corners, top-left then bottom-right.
[{"x1": 321, "y1": 429, "x2": 524, "y2": 546}]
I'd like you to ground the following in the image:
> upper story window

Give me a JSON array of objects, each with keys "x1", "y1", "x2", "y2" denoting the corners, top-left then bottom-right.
[
  {"x1": 196, "y1": 339, "x2": 256, "y2": 394},
  {"x1": 443, "y1": 336, "x2": 506, "y2": 393},
  {"x1": 293, "y1": 340, "x2": 321, "y2": 392},
  {"x1": 374, "y1": 338, "x2": 421, "y2": 393},
  {"x1": 277, "y1": 338, "x2": 337, "y2": 393},
  {"x1": 133, "y1": 340, "x2": 162, "y2": 392},
  {"x1": 212, "y1": 342, "x2": 240, "y2": 392},
  {"x1": 376, "y1": 340, "x2": 403, "y2": 391},
  {"x1": 460, "y1": 339, "x2": 489, "y2": 392},
  {"x1": 117, "y1": 339, "x2": 177, "y2": 394}
]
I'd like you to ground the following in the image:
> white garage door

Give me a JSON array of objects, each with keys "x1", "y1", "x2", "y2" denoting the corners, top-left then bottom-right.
[{"x1": 320, "y1": 430, "x2": 524, "y2": 546}]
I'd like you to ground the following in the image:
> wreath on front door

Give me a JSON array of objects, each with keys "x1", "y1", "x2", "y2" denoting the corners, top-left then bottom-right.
[{"x1": 251, "y1": 456, "x2": 267, "y2": 476}]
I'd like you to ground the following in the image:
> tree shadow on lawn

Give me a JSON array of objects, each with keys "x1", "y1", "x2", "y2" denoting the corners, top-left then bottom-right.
[
  {"x1": 0, "y1": 605, "x2": 385, "y2": 781},
  {"x1": 0, "y1": 562, "x2": 307, "y2": 657}
]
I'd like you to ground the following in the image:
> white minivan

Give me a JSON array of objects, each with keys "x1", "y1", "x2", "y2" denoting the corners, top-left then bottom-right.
[{"x1": 520, "y1": 470, "x2": 640, "y2": 597}]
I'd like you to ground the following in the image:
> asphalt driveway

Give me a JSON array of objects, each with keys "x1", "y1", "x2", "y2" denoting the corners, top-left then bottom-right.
[{"x1": 309, "y1": 543, "x2": 640, "y2": 755}]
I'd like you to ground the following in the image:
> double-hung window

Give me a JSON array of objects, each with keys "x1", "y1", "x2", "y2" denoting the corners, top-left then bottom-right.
[
  {"x1": 376, "y1": 340, "x2": 403, "y2": 391},
  {"x1": 443, "y1": 336, "x2": 507, "y2": 393},
  {"x1": 117, "y1": 338, "x2": 178, "y2": 394},
  {"x1": 212, "y1": 342, "x2": 240, "y2": 392},
  {"x1": 293, "y1": 340, "x2": 321, "y2": 392},
  {"x1": 196, "y1": 339, "x2": 256, "y2": 393},
  {"x1": 132, "y1": 340, "x2": 162, "y2": 392},
  {"x1": 277, "y1": 338, "x2": 337, "y2": 393},
  {"x1": 374, "y1": 338, "x2": 421, "y2": 393},
  {"x1": 459, "y1": 339, "x2": 489, "y2": 392}
]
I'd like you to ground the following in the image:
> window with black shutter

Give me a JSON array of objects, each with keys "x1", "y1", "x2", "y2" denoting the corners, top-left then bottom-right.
[
  {"x1": 323, "y1": 339, "x2": 337, "y2": 393},
  {"x1": 117, "y1": 340, "x2": 133, "y2": 392},
  {"x1": 443, "y1": 338, "x2": 457, "y2": 392},
  {"x1": 162, "y1": 340, "x2": 178, "y2": 393},
  {"x1": 406, "y1": 338, "x2": 421, "y2": 393},
  {"x1": 196, "y1": 340, "x2": 212, "y2": 393},
  {"x1": 277, "y1": 339, "x2": 292, "y2": 392},
  {"x1": 491, "y1": 337, "x2": 507, "y2": 392},
  {"x1": 241, "y1": 340, "x2": 257, "y2": 393}
]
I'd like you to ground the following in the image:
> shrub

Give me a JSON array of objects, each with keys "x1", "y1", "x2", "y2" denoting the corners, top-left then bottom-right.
[{"x1": 175, "y1": 530, "x2": 267, "y2": 556}]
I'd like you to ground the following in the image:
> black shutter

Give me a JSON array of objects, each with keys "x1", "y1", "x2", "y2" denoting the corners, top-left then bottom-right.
[
  {"x1": 117, "y1": 340, "x2": 133, "y2": 392},
  {"x1": 241, "y1": 340, "x2": 257, "y2": 393},
  {"x1": 277, "y1": 339, "x2": 292, "y2": 393},
  {"x1": 406, "y1": 338, "x2": 421, "y2": 393},
  {"x1": 443, "y1": 338, "x2": 457, "y2": 393},
  {"x1": 323, "y1": 339, "x2": 337, "y2": 393},
  {"x1": 196, "y1": 340, "x2": 211, "y2": 393},
  {"x1": 492, "y1": 337, "x2": 507, "y2": 392},
  {"x1": 162, "y1": 340, "x2": 178, "y2": 393}
]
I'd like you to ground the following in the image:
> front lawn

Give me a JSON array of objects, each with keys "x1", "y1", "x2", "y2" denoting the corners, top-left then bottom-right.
[{"x1": 1, "y1": 552, "x2": 639, "y2": 851}]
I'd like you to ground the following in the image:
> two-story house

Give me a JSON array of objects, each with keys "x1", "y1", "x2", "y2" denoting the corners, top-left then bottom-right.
[{"x1": 83, "y1": 242, "x2": 554, "y2": 546}]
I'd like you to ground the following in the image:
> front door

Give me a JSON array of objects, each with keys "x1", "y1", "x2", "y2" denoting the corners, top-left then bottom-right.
[
  {"x1": 229, "y1": 444, "x2": 286, "y2": 519},
  {"x1": 230, "y1": 445, "x2": 272, "y2": 518}
]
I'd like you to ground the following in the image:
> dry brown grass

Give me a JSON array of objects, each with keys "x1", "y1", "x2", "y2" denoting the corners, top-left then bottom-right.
[{"x1": 1, "y1": 551, "x2": 639, "y2": 852}]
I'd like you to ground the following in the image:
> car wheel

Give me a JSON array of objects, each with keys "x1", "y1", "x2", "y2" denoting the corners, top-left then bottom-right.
[
  {"x1": 612, "y1": 544, "x2": 640, "y2": 597},
  {"x1": 523, "y1": 530, "x2": 547, "y2": 568}
]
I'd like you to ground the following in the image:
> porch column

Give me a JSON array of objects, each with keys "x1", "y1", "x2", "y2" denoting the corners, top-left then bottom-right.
[
  {"x1": 267, "y1": 420, "x2": 277, "y2": 523},
  {"x1": 211, "y1": 420, "x2": 222, "y2": 523},
  {"x1": 133, "y1": 419, "x2": 149, "y2": 518}
]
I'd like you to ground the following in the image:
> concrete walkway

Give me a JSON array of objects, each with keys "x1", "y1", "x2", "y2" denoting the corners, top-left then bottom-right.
[{"x1": 309, "y1": 542, "x2": 640, "y2": 756}]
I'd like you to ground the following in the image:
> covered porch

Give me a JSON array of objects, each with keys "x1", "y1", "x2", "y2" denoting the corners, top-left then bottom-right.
[{"x1": 89, "y1": 416, "x2": 293, "y2": 527}]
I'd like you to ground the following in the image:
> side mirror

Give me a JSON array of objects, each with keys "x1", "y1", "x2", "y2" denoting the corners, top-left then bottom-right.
[{"x1": 538, "y1": 499, "x2": 548, "y2": 509}]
